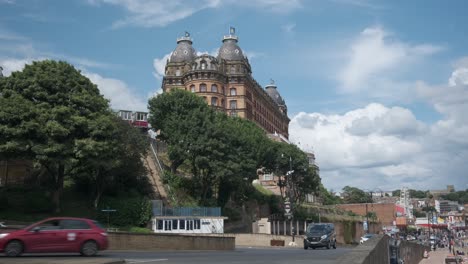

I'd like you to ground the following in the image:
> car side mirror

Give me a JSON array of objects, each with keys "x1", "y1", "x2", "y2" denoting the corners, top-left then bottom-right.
[{"x1": 32, "y1": 226, "x2": 41, "y2": 232}]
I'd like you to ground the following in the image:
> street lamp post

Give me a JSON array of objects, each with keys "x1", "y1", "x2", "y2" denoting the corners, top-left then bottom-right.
[{"x1": 282, "y1": 154, "x2": 295, "y2": 243}]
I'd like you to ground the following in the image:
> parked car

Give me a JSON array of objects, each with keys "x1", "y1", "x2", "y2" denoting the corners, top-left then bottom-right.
[
  {"x1": 0, "y1": 217, "x2": 108, "y2": 257},
  {"x1": 303, "y1": 223, "x2": 337, "y2": 250},
  {"x1": 360, "y1": 233, "x2": 375, "y2": 244}
]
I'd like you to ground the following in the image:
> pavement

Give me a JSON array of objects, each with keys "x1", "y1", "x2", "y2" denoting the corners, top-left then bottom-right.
[{"x1": 419, "y1": 248, "x2": 468, "y2": 264}]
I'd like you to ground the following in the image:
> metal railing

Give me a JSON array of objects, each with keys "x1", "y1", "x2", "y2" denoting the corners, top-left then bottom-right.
[{"x1": 158, "y1": 207, "x2": 221, "y2": 217}]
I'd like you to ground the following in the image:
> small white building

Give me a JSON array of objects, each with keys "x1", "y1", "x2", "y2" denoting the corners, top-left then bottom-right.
[{"x1": 151, "y1": 206, "x2": 227, "y2": 234}]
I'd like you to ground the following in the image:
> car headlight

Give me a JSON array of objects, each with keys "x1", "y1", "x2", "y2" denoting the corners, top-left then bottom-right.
[
  {"x1": 321, "y1": 235, "x2": 327, "y2": 240},
  {"x1": 0, "y1": 233, "x2": 9, "y2": 239}
]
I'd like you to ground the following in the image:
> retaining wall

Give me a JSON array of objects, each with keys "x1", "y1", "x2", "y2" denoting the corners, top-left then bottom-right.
[{"x1": 108, "y1": 232, "x2": 235, "y2": 251}]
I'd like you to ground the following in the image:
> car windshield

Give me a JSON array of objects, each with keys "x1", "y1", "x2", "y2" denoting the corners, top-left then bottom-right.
[{"x1": 307, "y1": 225, "x2": 327, "y2": 233}]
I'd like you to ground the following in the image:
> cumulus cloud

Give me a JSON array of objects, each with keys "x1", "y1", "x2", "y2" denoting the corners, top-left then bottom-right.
[
  {"x1": 0, "y1": 58, "x2": 36, "y2": 76},
  {"x1": 152, "y1": 52, "x2": 171, "y2": 80},
  {"x1": 291, "y1": 64, "x2": 468, "y2": 191},
  {"x1": 84, "y1": 71, "x2": 148, "y2": 112},
  {"x1": 339, "y1": 26, "x2": 443, "y2": 94}
]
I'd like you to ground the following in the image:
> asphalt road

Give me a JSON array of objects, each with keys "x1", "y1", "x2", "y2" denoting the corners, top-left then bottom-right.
[
  {"x1": 0, "y1": 246, "x2": 353, "y2": 264},
  {"x1": 116, "y1": 247, "x2": 353, "y2": 264}
]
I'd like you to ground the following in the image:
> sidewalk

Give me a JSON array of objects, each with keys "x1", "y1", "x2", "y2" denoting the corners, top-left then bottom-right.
[{"x1": 419, "y1": 249, "x2": 467, "y2": 264}]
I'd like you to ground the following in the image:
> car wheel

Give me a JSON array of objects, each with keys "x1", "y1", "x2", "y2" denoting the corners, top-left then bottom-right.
[
  {"x1": 333, "y1": 240, "x2": 337, "y2": 249},
  {"x1": 81, "y1": 240, "x2": 98, "y2": 256},
  {"x1": 326, "y1": 240, "x2": 331, "y2": 249},
  {"x1": 5, "y1": 240, "x2": 24, "y2": 257}
]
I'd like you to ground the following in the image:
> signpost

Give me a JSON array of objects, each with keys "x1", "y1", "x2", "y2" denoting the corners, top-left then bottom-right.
[{"x1": 101, "y1": 207, "x2": 117, "y2": 229}]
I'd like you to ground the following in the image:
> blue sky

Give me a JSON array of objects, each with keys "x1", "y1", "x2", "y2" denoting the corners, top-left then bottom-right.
[{"x1": 1, "y1": 0, "x2": 468, "y2": 192}]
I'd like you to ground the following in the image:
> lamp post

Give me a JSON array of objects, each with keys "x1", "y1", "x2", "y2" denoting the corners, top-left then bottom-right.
[{"x1": 282, "y1": 154, "x2": 295, "y2": 243}]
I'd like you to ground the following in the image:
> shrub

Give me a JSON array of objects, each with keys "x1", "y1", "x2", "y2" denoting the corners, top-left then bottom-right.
[{"x1": 97, "y1": 195, "x2": 152, "y2": 227}]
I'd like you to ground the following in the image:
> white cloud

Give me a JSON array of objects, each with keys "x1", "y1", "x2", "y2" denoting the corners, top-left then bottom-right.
[
  {"x1": 90, "y1": 0, "x2": 301, "y2": 28},
  {"x1": 0, "y1": 57, "x2": 45, "y2": 76},
  {"x1": 339, "y1": 26, "x2": 443, "y2": 94},
  {"x1": 90, "y1": 0, "x2": 221, "y2": 28},
  {"x1": 152, "y1": 52, "x2": 171, "y2": 80},
  {"x1": 234, "y1": 0, "x2": 302, "y2": 14},
  {"x1": 291, "y1": 64, "x2": 468, "y2": 191},
  {"x1": 84, "y1": 71, "x2": 148, "y2": 112}
]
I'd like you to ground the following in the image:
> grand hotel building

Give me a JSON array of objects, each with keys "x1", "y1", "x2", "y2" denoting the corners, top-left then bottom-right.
[{"x1": 162, "y1": 29, "x2": 290, "y2": 139}]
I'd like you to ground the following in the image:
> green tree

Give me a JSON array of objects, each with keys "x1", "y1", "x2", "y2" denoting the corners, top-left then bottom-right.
[
  {"x1": 71, "y1": 116, "x2": 150, "y2": 208},
  {"x1": 342, "y1": 186, "x2": 373, "y2": 204},
  {"x1": 318, "y1": 185, "x2": 343, "y2": 205},
  {"x1": 0, "y1": 60, "x2": 110, "y2": 212}
]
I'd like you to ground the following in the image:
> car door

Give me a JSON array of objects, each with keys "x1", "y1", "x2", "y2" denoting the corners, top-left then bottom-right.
[
  {"x1": 59, "y1": 219, "x2": 93, "y2": 252},
  {"x1": 24, "y1": 219, "x2": 65, "y2": 252}
]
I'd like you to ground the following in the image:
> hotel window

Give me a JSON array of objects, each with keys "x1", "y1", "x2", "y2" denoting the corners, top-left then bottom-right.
[
  {"x1": 230, "y1": 88, "x2": 237, "y2": 96},
  {"x1": 200, "y1": 83, "x2": 207, "y2": 92},
  {"x1": 211, "y1": 97, "x2": 218, "y2": 106},
  {"x1": 211, "y1": 84, "x2": 218, "y2": 93},
  {"x1": 179, "y1": 220, "x2": 185, "y2": 230},
  {"x1": 190, "y1": 85, "x2": 195, "y2": 92},
  {"x1": 230, "y1": 100, "x2": 237, "y2": 109},
  {"x1": 172, "y1": 219, "x2": 178, "y2": 230}
]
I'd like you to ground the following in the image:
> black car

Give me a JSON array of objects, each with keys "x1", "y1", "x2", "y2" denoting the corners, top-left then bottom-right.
[{"x1": 303, "y1": 223, "x2": 337, "y2": 250}]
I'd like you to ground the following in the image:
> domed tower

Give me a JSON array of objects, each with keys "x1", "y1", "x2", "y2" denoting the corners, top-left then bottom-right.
[
  {"x1": 163, "y1": 32, "x2": 197, "y2": 92},
  {"x1": 170, "y1": 31, "x2": 196, "y2": 63},
  {"x1": 265, "y1": 79, "x2": 287, "y2": 115},
  {"x1": 217, "y1": 27, "x2": 251, "y2": 76}
]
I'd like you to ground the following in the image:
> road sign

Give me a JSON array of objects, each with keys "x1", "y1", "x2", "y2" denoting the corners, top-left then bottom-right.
[{"x1": 284, "y1": 201, "x2": 291, "y2": 214}]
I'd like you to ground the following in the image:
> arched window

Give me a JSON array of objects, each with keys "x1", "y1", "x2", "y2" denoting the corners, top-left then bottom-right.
[
  {"x1": 190, "y1": 85, "x2": 195, "y2": 92},
  {"x1": 201, "y1": 61, "x2": 207, "y2": 70},
  {"x1": 211, "y1": 97, "x2": 218, "y2": 106},
  {"x1": 230, "y1": 88, "x2": 237, "y2": 96},
  {"x1": 200, "y1": 83, "x2": 207, "y2": 92},
  {"x1": 230, "y1": 100, "x2": 237, "y2": 109},
  {"x1": 211, "y1": 84, "x2": 218, "y2": 93}
]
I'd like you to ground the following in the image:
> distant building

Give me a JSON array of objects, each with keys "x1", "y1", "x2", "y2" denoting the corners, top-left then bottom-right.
[
  {"x1": 437, "y1": 200, "x2": 460, "y2": 214},
  {"x1": 430, "y1": 185, "x2": 455, "y2": 197},
  {"x1": 115, "y1": 110, "x2": 150, "y2": 129}
]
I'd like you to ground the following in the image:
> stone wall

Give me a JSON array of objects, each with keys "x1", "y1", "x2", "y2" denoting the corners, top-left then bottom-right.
[
  {"x1": 335, "y1": 235, "x2": 429, "y2": 264},
  {"x1": 108, "y1": 232, "x2": 235, "y2": 251}
]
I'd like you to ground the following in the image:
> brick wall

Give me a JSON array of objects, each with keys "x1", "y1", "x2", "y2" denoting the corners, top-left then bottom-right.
[{"x1": 336, "y1": 203, "x2": 396, "y2": 226}]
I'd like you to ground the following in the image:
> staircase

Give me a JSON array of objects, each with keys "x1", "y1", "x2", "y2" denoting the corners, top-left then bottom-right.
[{"x1": 143, "y1": 139, "x2": 168, "y2": 205}]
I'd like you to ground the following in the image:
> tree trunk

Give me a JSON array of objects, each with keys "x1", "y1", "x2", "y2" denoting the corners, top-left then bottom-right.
[
  {"x1": 94, "y1": 190, "x2": 102, "y2": 209},
  {"x1": 52, "y1": 164, "x2": 65, "y2": 213}
]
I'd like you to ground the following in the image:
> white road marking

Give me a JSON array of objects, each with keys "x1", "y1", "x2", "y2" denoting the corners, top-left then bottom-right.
[{"x1": 126, "y1": 259, "x2": 168, "y2": 263}]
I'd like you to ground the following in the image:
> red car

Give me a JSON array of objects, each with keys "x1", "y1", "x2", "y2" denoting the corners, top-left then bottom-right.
[{"x1": 0, "y1": 217, "x2": 108, "y2": 257}]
